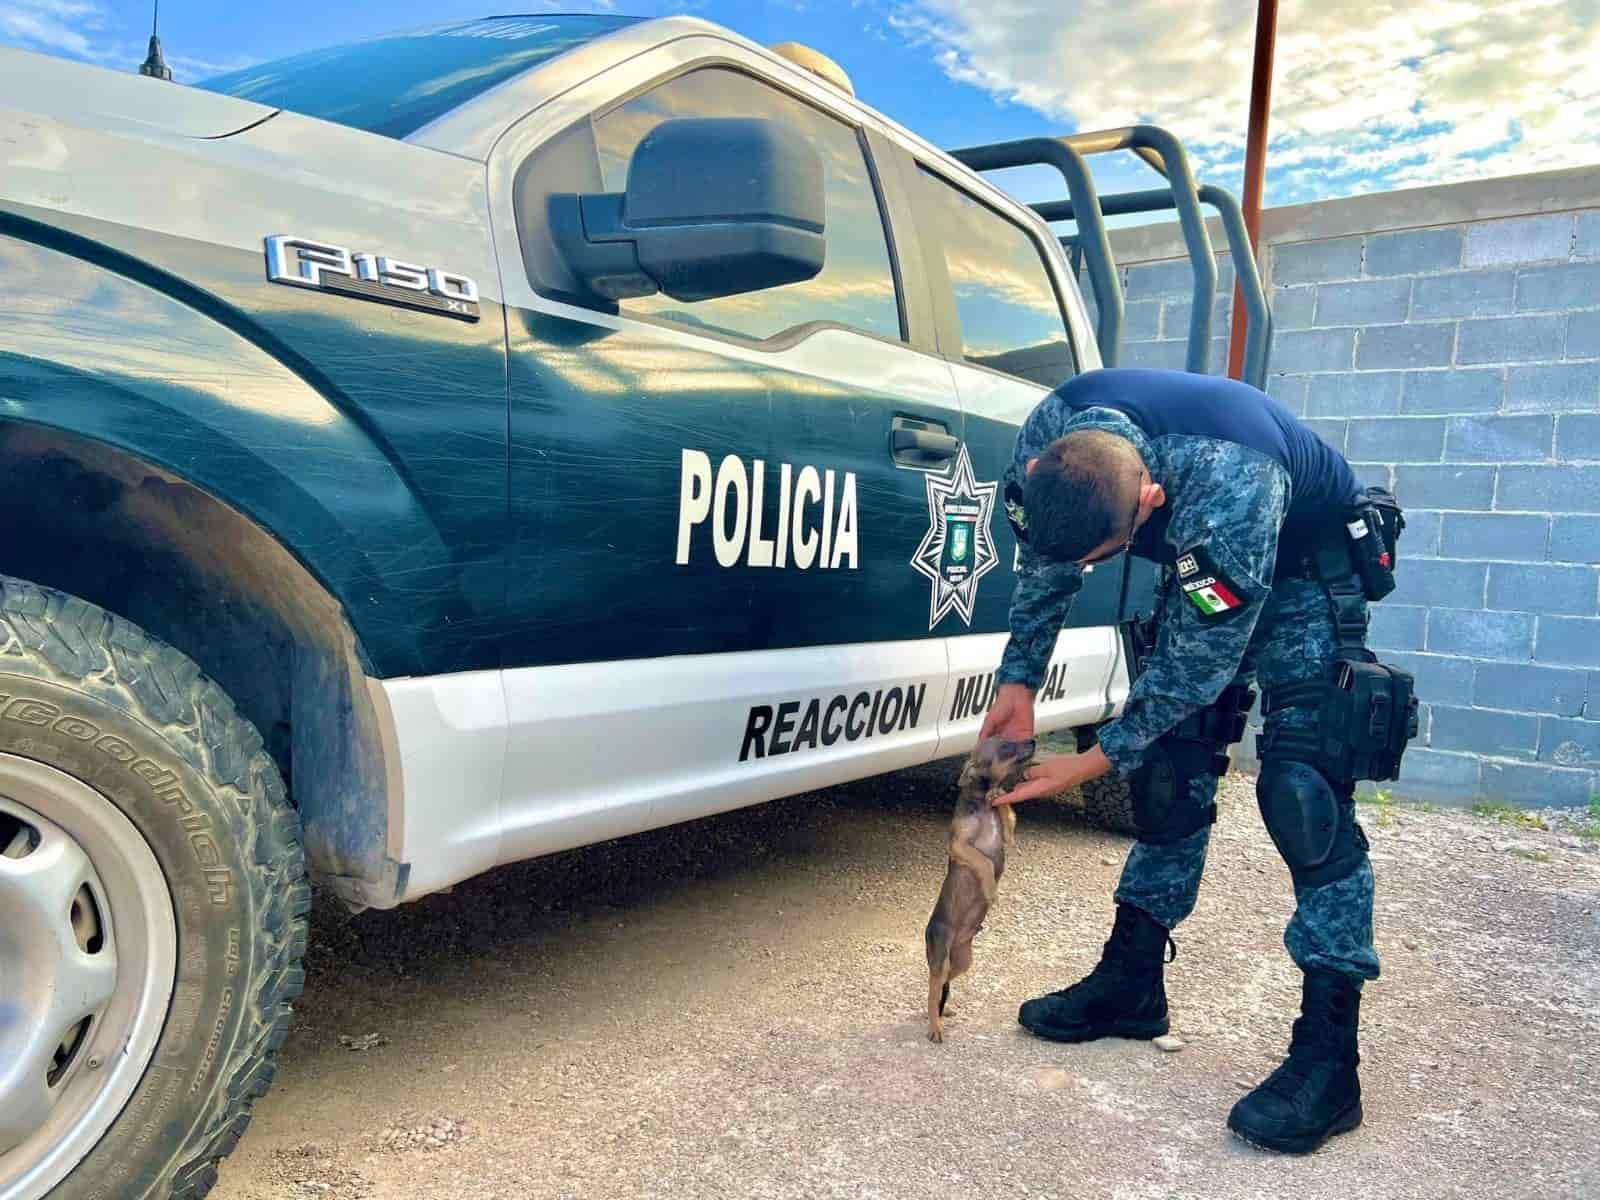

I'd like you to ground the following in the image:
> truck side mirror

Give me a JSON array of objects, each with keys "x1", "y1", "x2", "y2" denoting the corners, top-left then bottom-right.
[{"x1": 552, "y1": 116, "x2": 825, "y2": 304}]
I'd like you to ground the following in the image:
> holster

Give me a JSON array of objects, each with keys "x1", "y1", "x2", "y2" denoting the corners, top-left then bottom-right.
[
  {"x1": 1345, "y1": 485, "x2": 1406, "y2": 602},
  {"x1": 1261, "y1": 662, "x2": 1419, "y2": 784},
  {"x1": 1128, "y1": 683, "x2": 1256, "y2": 843},
  {"x1": 1173, "y1": 681, "x2": 1257, "y2": 763},
  {"x1": 1260, "y1": 489, "x2": 1418, "y2": 784}
]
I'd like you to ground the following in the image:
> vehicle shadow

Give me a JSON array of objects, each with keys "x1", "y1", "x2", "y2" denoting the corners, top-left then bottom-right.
[{"x1": 301, "y1": 752, "x2": 1122, "y2": 995}]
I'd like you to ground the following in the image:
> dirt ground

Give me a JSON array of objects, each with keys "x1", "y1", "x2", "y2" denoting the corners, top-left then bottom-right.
[{"x1": 210, "y1": 765, "x2": 1600, "y2": 1200}]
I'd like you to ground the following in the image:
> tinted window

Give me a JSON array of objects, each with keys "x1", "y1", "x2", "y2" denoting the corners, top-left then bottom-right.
[
  {"x1": 592, "y1": 69, "x2": 902, "y2": 344},
  {"x1": 917, "y1": 168, "x2": 1074, "y2": 387},
  {"x1": 199, "y1": 16, "x2": 636, "y2": 139}
]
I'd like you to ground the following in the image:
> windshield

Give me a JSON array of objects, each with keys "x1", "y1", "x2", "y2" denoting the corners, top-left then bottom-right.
[{"x1": 197, "y1": 15, "x2": 639, "y2": 140}]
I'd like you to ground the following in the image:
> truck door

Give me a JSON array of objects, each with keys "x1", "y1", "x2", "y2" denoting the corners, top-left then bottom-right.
[
  {"x1": 488, "y1": 53, "x2": 961, "y2": 860},
  {"x1": 901, "y1": 158, "x2": 1126, "y2": 750}
]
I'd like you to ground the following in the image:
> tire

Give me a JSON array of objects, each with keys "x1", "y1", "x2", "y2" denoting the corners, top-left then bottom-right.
[
  {"x1": 1050, "y1": 727, "x2": 1138, "y2": 836},
  {"x1": 1078, "y1": 771, "x2": 1139, "y2": 836},
  {"x1": 0, "y1": 577, "x2": 308, "y2": 1200}
]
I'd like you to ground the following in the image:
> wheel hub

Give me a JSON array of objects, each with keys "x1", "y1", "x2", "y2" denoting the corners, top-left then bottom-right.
[{"x1": 0, "y1": 756, "x2": 176, "y2": 1200}]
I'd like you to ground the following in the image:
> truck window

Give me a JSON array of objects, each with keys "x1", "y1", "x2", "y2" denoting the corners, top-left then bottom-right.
[
  {"x1": 592, "y1": 68, "x2": 903, "y2": 345},
  {"x1": 916, "y1": 167, "x2": 1075, "y2": 387}
]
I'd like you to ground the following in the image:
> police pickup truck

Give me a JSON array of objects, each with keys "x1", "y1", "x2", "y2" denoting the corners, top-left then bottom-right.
[{"x1": 0, "y1": 15, "x2": 1266, "y2": 1199}]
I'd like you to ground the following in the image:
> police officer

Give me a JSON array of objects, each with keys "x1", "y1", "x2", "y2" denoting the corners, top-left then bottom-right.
[{"x1": 980, "y1": 365, "x2": 1407, "y2": 1154}]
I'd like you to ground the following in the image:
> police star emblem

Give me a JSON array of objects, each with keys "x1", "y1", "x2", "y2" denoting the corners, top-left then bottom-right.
[{"x1": 910, "y1": 445, "x2": 999, "y2": 629}]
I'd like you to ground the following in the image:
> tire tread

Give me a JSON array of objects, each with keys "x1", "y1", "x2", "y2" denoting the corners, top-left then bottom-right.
[
  {"x1": 1080, "y1": 772, "x2": 1139, "y2": 835},
  {"x1": 0, "y1": 576, "x2": 306, "y2": 1200}
]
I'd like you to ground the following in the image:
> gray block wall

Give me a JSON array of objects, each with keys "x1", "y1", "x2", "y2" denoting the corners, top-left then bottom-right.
[{"x1": 1096, "y1": 170, "x2": 1600, "y2": 808}]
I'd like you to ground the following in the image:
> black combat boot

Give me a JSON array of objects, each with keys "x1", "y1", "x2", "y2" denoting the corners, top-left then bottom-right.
[
  {"x1": 1228, "y1": 969, "x2": 1364, "y2": 1154},
  {"x1": 1017, "y1": 902, "x2": 1172, "y2": 1042}
]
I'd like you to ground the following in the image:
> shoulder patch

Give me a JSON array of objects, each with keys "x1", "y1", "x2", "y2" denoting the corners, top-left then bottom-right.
[
  {"x1": 1003, "y1": 480, "x2": 1028, "y2": 543},
  {"x1": 1175, "y1": 544, "x2": 1249, "y2": 620}
]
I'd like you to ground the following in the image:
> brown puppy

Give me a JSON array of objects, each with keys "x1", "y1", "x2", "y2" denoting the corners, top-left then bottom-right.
[{"x1": 925, "y1": 736, "x2": 1036, "y2": 1042}]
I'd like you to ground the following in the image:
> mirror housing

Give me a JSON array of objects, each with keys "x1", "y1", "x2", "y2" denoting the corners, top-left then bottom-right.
[{"x1": 552, "y1": 117, "x2": 825, "y2": 304}]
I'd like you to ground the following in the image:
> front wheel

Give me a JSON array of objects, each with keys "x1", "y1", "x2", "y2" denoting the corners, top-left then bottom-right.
[{"x1": 0, "y1": 578, "x2": 308, "y2": 1200}]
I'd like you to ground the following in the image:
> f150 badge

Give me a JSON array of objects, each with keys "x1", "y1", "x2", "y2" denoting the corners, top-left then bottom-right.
[{"x1": 264, "y1": 235, "x2": 480, "y2": 322}]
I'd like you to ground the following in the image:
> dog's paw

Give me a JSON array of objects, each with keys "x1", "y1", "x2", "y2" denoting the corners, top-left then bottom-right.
[{"x1": 927, "y1": 1028, "x2": 944, "y2": 1044}]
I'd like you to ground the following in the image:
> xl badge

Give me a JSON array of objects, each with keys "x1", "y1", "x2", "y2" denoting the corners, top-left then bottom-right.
[
  {"x1": 910, "y1": 445, "x2": 999, "y2": 629},
  {"x1": 264, "y1": 235, "x2": 481, "y2": 322}
]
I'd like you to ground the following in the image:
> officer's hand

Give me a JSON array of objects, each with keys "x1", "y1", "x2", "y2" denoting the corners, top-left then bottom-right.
[
  {"x1": 980, "y1": 683, "x2": 1036, "y2": 742},
  {"x1": 994, "y1": 746, "x2": 1111, "y2": 806}
]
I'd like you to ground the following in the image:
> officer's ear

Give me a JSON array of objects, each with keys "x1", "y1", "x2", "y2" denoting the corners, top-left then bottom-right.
[
  {"x1": 1024, "y1": 456, "x2": 1040, "y2": 476},
  {"x1": 1139, "y1": 481, "x2": 1165, "y2": 514}
]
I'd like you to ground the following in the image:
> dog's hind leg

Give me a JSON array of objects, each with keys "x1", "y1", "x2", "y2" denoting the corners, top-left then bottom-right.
[
  {"x1": 949, "y1": 937, "x2": 974, "y2": 984},
  {"x1": 927, "y1": 964, "x2": 949, "y2": 1042},
  {"x1": 926, "y1": 919, "x2": 954, "y2": 1043}
]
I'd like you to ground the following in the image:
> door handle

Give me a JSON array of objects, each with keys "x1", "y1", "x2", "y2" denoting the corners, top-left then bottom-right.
[
  {"x1": 890, "y1": 417, "x2": 960, "y2": 465},
  {"x1": 892, "y1": 428, "x2": 960, "y2": 457}
]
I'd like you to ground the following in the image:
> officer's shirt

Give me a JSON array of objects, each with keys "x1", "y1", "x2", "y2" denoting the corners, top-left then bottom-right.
[{"x1": 998, "y1": 399, "x2": 1292, "y2": 778}]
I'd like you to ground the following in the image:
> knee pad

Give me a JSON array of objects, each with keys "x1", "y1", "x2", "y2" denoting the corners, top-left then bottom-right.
[
  {"x1": 1131, "y1": 738, "x2": 1222, "y2": 845},
  {"x1": 1256, "y1": 758, "x2": 1366, "y2": 888}
]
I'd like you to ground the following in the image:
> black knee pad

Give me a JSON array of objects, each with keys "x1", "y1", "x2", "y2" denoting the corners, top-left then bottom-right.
[
  {"x1": 1256, "y1": 758, "x2": 1367, "y2": 888},
  {"x1": 1131, "y1": 739, "x2": 1221, "y2": 845}
]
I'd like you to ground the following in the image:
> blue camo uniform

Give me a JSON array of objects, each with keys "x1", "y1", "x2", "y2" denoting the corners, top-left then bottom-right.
[{"x1": 999, "y1": 367, "x2": 1380, "y2": 983}]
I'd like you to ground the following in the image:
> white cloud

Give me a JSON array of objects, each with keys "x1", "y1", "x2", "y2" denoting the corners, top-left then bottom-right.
[
  {"x1": 0, "y1": 0, "x2": 114, "y2": 59},
  {"x1": 890, "y1": 0, "x2": 1600, "y2": 203},
  {"x1": 0, "y1": 0, "x2": 261, "y2": 79}
]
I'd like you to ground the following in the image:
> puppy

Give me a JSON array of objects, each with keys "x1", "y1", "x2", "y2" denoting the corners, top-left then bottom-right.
[{"x1": 925, "y1": 736, "x2": 1036, "y2": 1043}]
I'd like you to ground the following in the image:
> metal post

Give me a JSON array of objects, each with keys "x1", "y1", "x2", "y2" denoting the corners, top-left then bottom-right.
[{"x1": 1226, "y1": 0, "x2": 1278, "y2": 380}]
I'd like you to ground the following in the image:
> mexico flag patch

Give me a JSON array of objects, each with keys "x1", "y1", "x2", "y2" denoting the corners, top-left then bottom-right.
[{"x1": 1176, "y1": 545, "x2": 1248, "y2": 621}]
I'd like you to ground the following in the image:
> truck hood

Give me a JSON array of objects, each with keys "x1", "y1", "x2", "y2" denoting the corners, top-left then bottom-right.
[{"x1": 0, "y1": 46, "x2": 276, "y2": 140}]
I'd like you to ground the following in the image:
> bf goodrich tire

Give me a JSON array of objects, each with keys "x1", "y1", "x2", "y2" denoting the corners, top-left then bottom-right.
[
  {"x1": 0, "y1": 577, "x2": 308, "y2": 1200},
  {"x1": 1078, "y1": 772, "x2": 1139, "y2": 836}
]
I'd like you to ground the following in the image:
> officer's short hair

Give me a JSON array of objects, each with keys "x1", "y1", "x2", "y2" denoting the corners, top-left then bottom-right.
[{"x1": 1024, "y1": 430, "x2": 1143, "y2": 562}]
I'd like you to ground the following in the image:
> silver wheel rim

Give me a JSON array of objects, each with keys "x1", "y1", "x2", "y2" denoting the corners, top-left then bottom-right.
[{"x1": 0, "y1": 754, "x2": 177, "y2": 1200}]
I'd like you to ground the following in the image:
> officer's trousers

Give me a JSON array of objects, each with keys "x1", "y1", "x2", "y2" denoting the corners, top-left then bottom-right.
[{"x1": 1113, "y1": 574, "x2": 1381, "y2": 983}]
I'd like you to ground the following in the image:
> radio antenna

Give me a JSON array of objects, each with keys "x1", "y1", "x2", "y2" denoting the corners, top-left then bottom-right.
[{"x1": 139, "y1": 0, "x2": 173, "y2": 80}]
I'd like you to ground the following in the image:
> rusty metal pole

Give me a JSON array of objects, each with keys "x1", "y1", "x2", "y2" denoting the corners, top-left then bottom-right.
[{"x1": 1227, "y1": 0, "x2": 1278, "y2": 379}]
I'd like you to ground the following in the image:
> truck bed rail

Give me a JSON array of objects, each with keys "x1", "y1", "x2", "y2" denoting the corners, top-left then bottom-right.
[{"x1": 949, "y1": 124, "x2": 1272, "y2": 390}]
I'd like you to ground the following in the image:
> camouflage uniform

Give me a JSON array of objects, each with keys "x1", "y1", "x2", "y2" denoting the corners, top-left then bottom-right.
[{"x1": 999, "y1": 399, "x2": 1379, "y2": 983}]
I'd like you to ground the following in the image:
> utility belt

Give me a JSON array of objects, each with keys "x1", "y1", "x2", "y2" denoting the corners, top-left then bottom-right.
[
  {"x1": 1274, "y1": 485, "x2": 1406, "y2": 602},
  {"x1": 1260, "y1": 486, "x2": 1418, "y2": 784}
]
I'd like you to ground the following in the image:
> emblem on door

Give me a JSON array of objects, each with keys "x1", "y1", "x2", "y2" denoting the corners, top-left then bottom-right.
[{"x1": 910, "y1": 445, "x2": 998, "y2": 629}]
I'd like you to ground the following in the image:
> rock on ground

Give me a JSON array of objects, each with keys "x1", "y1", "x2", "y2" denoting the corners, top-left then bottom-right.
[{"x1": 211, "y1": 768, "x2": 1600, "y2": 1200}]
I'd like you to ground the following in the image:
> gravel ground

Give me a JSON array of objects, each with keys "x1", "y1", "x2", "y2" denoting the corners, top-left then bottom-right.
[{"x1": 210, "y1": 766, "x2": 1600, "y2": 1200}]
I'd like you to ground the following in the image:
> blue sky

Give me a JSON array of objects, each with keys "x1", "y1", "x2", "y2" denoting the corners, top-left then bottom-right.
[{"x1": 2, "y1": 0, "x2": 1595, "y2": 215}]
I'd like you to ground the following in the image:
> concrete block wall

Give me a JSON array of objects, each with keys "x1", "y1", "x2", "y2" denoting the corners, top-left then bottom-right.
[{"x1": 1093, "y1": 169, "x2": 1600, "y2": 807}]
